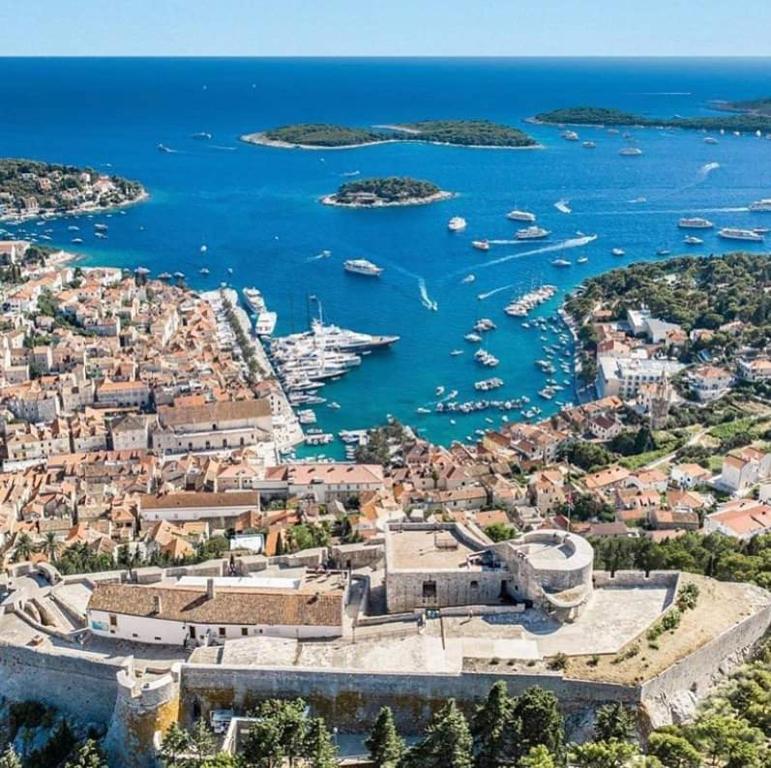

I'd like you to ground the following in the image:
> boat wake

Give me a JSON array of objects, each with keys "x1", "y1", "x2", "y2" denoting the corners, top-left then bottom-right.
[
  {"x1": 418, "y1": 278, "x2": 439, "y2": 311},
  {"x1": 476, "y1": 282, "x2": 518, "y2": 301},
  {"x1": 487, "y1": 239, "x2": 520, "y2": 245},
  {"x1": 210, "y1": 145, "x2": 237, "y2": 151},
  {"x1": 595, "y1": 205, "x2": 749, "y2": 216},
  {"x1": 699, "y1": 161, "x2": 720, "y2": 179},
  {"x1": 449, "y1": 234, "x2": 597, "y2": 278}
]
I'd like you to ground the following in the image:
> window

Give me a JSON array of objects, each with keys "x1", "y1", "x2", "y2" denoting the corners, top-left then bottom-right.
[
  {"x1": 109, "y1": 614, "x2": 117, "y2": 627},
  {"x1": 241, "y1": 627, "x2": 248, "y2": 636},
  {"x1": 422, "y1": 581, "x2": 437, "y2": 600},
  {"x1": 470, "y1": 581, "x2": 479, "y2": 589},
  {"x1": 218, "y1": 627, "x2": 226, "y2": 637}
]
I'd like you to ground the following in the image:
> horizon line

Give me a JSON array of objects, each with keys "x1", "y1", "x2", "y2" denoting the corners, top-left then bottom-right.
[{"x1": 3, "y1": 54, "x2": 771, "y2": 60}]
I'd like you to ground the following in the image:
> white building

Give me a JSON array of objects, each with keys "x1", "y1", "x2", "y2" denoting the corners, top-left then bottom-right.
[
  {"x1": 87, "y1": 575, "x2": 347, "y2": 644},
  {"x1": 597, "y1": 356, "x2": 685, "y2": 400}
]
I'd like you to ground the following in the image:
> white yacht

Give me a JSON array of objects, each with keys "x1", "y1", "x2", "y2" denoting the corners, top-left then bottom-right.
[
  {"x1": 343, "y1": 259, "x2": 383, "y2": 277},
  {"x1": 611, "y1": 248, "x2": 625, "y2": 257},
  {"x1": 577, "y1": 256, "x2": 589, "y2": 264},
  {"x1": 516, "y1": 226, "x2": 550, "y2": 241},
  {"x1": 242, "y1": 287, "x2": 267, "y2": 314},
  {"x1": 684, "y1": 235, "x2": 704, "y2": 245},
  {"x1": 562, "y1": 130, "x2": 579, "y2": 141},
  {"x1": 582, "y1": 140, "x2": 596, "y2": 149},
  {"x1": 718, "y1": 228, "x2": 764, "y2": 242},
  {"x1": 749, "y1": 198, "x2": 771, "y2": 212},
  {"x1": 461, "y1": 274, "x2": 476, "y2": 284},
  {"x1": 704, "y1": 136, "x2": 719, "y2": 145},
  {"x1": 448, "y1": 216, "x2": 467, "y2": 232},
  {"x1": 552, "y1": 258, "x2": 571, "y2": 267},
  {"x1": 678, "y1": 217, "x2": 714, "y2": 229},
  {"x1": 506, "y1": 209, "x2": 536, "y2": 222},
  {"x1": 619, "y1": 147, "x2": 643, "y2": 157},
  {"x1": 554, "y1": 199, "x2": 572, "y2": 214},
  {"x1": 472, "y1": 240, "x2": 490, "y2": 251},
  {"x1": 255, "y1": 311, "x2": 278, "y2": 336}
]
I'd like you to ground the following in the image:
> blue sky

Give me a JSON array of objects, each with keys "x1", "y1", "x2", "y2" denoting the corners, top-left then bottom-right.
[{"x1": 2, "y1": 0, "x2": 769, "y2": 56}]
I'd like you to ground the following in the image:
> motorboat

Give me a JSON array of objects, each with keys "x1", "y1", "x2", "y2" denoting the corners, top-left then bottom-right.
[
  {"x1": 718, "y1": 228, "x2": 764, "y2": 242},
  {"x1": 343, "y1": 259, "x2": 383, "y2": 277},
  {"x1": 472, "y1": 240, "x2": 490, "y2": 251},
  {"x1": 678, "y1": 217, "x2": 714, "y2": 229},
  {"x1": 516, "y1": 226, "x2": 550, "y2": 240},
  {"x1": 611, "y1": 248, "x2": 625, "y2": 256},
  {"x1": 506, "y1": 209, "x2": 536, "y2": 222},
  {"x1": 448, "y1": 216, "x2": 467, "y2": 232}
]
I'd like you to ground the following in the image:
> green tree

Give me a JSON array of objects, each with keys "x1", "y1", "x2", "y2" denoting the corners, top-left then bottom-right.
[
  {"x1": 411, "y1": 699, "x2": 474, "y2": 768},
  {"x1": 304, "y1": 717, "x2": 337, "y2": 768},
  {"x1": 43, "y1": 531, "x2": 59, "y2": 563},
  {"x1": 691, "y1": 714, "x2": 766, "y2": 768},
  {"x1": 512, "y1": 687, "x2": 564, "y2": 762},
  {"x1": 160, "y1": 723, "x2": 192, "y2": 768},
  {"x1": 64, "y1": 739, "x2": 109, "y2": 768},
  {"x1": 518, "y1": 745, "x2": 556, "y2": 768},
  {"x1": 569, "y1": 740, "x2": 642, "y2": 768},
  {"x1": 0, "y1": 746, "x2": 22, "y2": 768},
  {"x1": 365, "y1": 706, "x2": 404, "y2": 768},
  {"x1": 647, "y1": 732, "x2": 702, "y2": 768},
  {"x1": 13, "y1": 532, "x2": 33, "y2": 562},
  {"x1": 471, "y1": 681, "x2": 517, "y2": 768},
  {"x1": 243, "y1": 699, "x2": 309, "y2": 768},
  {"x1": 594, "y1": 703, "x2": 636, "y2": 743}
]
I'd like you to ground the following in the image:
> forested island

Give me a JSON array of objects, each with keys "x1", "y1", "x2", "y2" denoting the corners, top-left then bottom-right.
[
  {"x1": 711, "y1": 96, "x2": 771, "y2": 117},
  {"x1": 534, "y1": 106, "x2": 771, "y2": 134},
  {"x1": 242, "y1": 119, "x2": 537, "y2": 149},
  {"x1": 0, "y1": 158, "x2": 146, "y2": 221},
  {"x1": 321, "y1": 176, "x2": 451, "y2": 207}
]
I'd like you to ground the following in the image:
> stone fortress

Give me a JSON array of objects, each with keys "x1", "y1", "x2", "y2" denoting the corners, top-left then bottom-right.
[{"x1": 1, "y1": 523, "x2": 770, "y2": 767}]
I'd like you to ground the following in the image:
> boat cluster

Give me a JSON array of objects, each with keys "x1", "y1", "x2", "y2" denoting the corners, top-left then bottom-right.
[
  {"x1": 435, "y1": 397, "x2": 537, "y2": 416},
  {"x1": 504, "y1": 285, "x2": 557, "y2": 317},
  {"x1": 268, "y1": 318, "x2": 399, "y2": 413},
  {"x1": 474, "y1": 377, "x2": 504, "y2": 391},
  {"x1": 474, "y1": 349, "x2": 500, "y2": 367}
]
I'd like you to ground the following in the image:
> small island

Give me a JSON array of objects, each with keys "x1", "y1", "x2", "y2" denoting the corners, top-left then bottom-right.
[
  {"x1": 321, "y1": 176, "x2": 452, "y2": 208},
  {"x1": 534, "y1": 106, "x2": 771, "y2": 134},
  {"x1": 0, "y1": 158, "x2": 146, "y2": 221},
  {"x1": 242, "y1": 119, "x2": 538, "y2": 150}
]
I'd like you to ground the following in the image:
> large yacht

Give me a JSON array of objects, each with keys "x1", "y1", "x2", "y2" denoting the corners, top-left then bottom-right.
[
  {"x1": 343, "y1": 259, "x2": 383, "y2": 277},
  {"x1": 448, "y1": 216, "x2": 467, "y2": 232},
  {"x1": 506, "y1": 209, "x2": 536, "y2": 222},
  {"x1": 678, "y1": 217, "x2": 714, "y2": 229},
  {"x1": 718, "y1": 228, "x2": 764, "y2": 242},
  {"x1": 749, "y1": 198, "x2": 771, "y2": 212},
  {"x1": 255, "y1": 311, "x2": 277, "y2": 336},
  {"x1": 516, "y1": 226, "x2": 550, "y2": 240},
  {"x1": 308, "y1": 319, "x2": 398, "y2": 351},
  {"x1": 242, "y1": 287, "x2": 267, "y2": 314}
]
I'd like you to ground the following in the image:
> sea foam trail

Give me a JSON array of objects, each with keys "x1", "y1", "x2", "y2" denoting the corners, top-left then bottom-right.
[
  {"x1": 476, "y1": 283, "x2": 517, "y2": 300},
  {"x1": 594, "y1": 206, "x2": 749, "y2": 216},
  {"x1": 448, "y1": 235, "x2": 597, "y2": 279},
  {"x1": 649, "y1": 161, "x2": 721, "y2": 202},
  {"x1": 418, "y1": 278, "x2": 438, "y2": 311}
]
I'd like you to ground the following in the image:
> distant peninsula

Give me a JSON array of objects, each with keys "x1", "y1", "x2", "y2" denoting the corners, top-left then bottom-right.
[
  {"x1": 321, "y1": 177, "x2": 452, "y2": 208},
  {"x1": 533, "y1": 106, "x2": 771, "y2": 134},
  {"x1": 241, "y1": 119, "x2": 538, "y2": 150},
  {"x1": 0, "y1": 158, "x2": 146, "y2": 221},
  {"x1": 710, "y1": 96, "x2": 771, "y2": 117}
]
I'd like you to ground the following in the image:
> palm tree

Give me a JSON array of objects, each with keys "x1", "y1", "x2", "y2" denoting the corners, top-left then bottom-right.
[
  {"x1": 43, "y1": 531, "x2": 59, "y2": 564},
  {"x1": 14, "y1": 532, "x2": 33, "y2": 562}
]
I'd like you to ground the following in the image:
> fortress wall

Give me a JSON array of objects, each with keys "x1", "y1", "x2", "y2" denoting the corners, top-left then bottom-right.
[
  {"x1": 640, "y1": 597, "x2": 771, "y2": 725},
  {"x1": 593, "y1": 570, "x2": 680, "y2": 590},
  {"x1": 180, "y1": 664, "x2": 638, "y2": 733},
  {"x1": 0, "y1": 642, "x2": 123, "y2": 724}
]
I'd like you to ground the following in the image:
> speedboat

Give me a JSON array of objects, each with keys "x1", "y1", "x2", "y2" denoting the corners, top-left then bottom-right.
[
  {"x1": 619, "y1": 147, "x2": 643, "y2": 156},
  {"x1": 192, "y1": 132, "x2": 213, "y2": 140},
  {"x1": 684, "y1": 235, "x2": 704, "y2": 245},
  {"x1": 582, "y1": 141, "x2": 596, "y2": 149},
  {"x1": 749, "y1": 198, "x2": 771, "y2": 212},
  {"x1": 157, "y1": 144, "x2": 173, "y2": 153},
  {"x1": 199, "y1": 267, "x2": 210, "y2": 275},
  {"x1": 704, "y1": 136, "x2": 719, "y2": 145},
  {"x1": 554, "y1": 199, "x2": 572, "y2": 214},
  {"x1": 562, "y1": 130, "x2": 579, "y2": 141},
  {"x1": 718, "y1": 228, "x2": 764, "y2": 242},
  {"x1": 656, "y1": 248, "x2": 672, "y2": 256},
  {"x1": 448, "y1": 216, "x2": 467, "y2": 232},
  {"x1": 611, "y1": 248, "x2": 625, "y2": 257},
  {"x1": 461, "y1": 274, "x2": 476, "y2": 284},
  {"x1": 576, "y1": 256, "x2": 589, "y2": 264},
  {"x1": 552, "y1": 258, "x2": 571, "y2": 267},
  {"x1": 472, "y1": 240, "x2": 490, "y2": 251},
  {"x1": 450, "y1": 349, "x2": 464, "y2": 356}
]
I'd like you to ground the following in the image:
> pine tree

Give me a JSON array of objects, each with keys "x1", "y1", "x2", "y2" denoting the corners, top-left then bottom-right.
[
  {"x1": 304, "y1": 717, "x2": 338, "y2": 768},
  {"x1": 64, "y1": 739, "x2": 109, "y2": 768},
  {"x1": 413, "y1": 699, "x2": 474, "y2": 768},
  {"x1": 594, "y1": 703, "x2": 636, "y2": 743},
  {"x1": 364, "y1": 706, "x2": 404, "y2": 768},
  {"x1": 519, "y1": 745, "x2": 556, "y2": 768},
  {"x1": 471, "y1": 681, "x2": 517, "y2": 768},
  {"x1": 0, "y1": 746, "x2": 22, "y2": 768},
  {"x1": 512, "y1": 687, "x2": 564, "y2": 762},
  {"x1": 160, "y1": 723, "x2": 192, "y2": 768}
]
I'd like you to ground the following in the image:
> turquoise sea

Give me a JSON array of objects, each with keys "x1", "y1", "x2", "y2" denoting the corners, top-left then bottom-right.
[{"x1": 2, "y1": 58, "x2": 771, "y2": 450}]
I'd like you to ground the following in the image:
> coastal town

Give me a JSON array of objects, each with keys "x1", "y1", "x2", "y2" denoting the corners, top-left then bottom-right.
[{"x1": 1, "y1": 222, "x2": 771, "y2": 767}]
